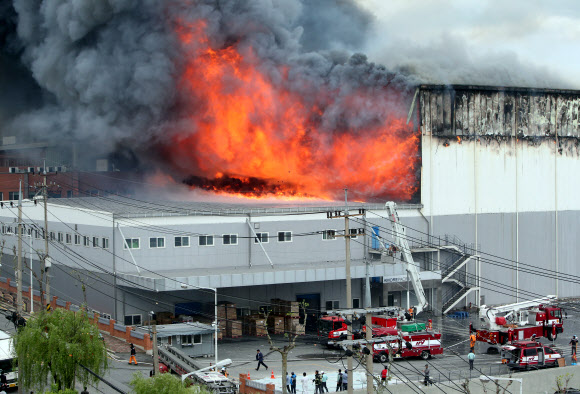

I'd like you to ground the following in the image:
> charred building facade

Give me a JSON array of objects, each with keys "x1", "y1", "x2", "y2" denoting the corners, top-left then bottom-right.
[{"x1": 0, "y1": 84, "x2": 578, "y2": 324}]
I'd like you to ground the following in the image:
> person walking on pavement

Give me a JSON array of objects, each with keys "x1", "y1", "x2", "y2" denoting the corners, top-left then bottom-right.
[
  {"x1": 341, "y1": 371, "x2": 348, "y2": 391},
  {"x1": 570, "y1": 335, "x2": 578, "y2": 355},
  {"x1": 256, "y1": 349, "x2": 268, "y2": 371},
  {"x1": 336, "y1": 369, "x2": 342, "y2": 391},
  {"x1": 128, "y1": 343, "x2": 137, "y2": 365},
  {"x1": 300, "y1": 372, "x2": 308, "y2": 394},
  {"x1": 423, "y1": 364, "x2": 430, "y2": 386},
  {"x1": 291, "y1": 372, "x2": 297, "y2": 394},
  {"x1": 469, "y1": 333, "x2": 476, "y2": 351},
  {"x1": 468, "y1": 350, "x2": 475, "y2": 371},
  {"x1": 381, "y1": 365, "x2": 388, "y2": 384},
  {"x1": 286, "y1": 372, "x2": 292, "y2": 393},
  {"x1": 321, "y1": 371, "x2": 329, "y2": 392}
]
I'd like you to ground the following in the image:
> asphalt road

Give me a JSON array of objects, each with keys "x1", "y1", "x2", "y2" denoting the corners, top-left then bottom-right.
[{"x1": 3, "y1": 307, "x2": 580, "y2": 393}]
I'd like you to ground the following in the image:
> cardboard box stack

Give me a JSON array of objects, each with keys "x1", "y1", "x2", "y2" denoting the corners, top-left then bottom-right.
[
  {"x1": 226, "y1": 320, "x2": 243, "y2": 337},
  {"x1": 270, "y1": 299, "x2": 300, "y2": 317},
  {"x1": 156, "y1": 311, "x2": 175, "y2": 325},
  {"x1": 267, "y1": 315, "x2": 285, "y2": 334},
  {"x1": 217, "y1": 303, "x2": 237, "y2": 321},
  {"x1": 284, "y1": 316, "x2": 305, "y2": 335},
  {"x1": 218, "y1": 320, "x2": 227, "y2": 339},
  {"x1": 244, "y1": 315, "x2": 267, "y2": 336}
]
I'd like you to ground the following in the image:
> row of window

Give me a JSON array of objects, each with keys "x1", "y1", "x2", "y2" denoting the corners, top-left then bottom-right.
[
  {"x1": 123, "y1": 232, "x2": 292, "y2": 249},
  {"x1": 325, "y1": 298, "x2": 360, "y2": 311},
  {"x1": 0, "y1": 225, "x2": 110, "y2": 249},
  {"x1": 322, "y1": 228, "x2": 360, "y2": 240},
  {"x1": 1, "y1": 226, "x2": 361, "y2": 251}
]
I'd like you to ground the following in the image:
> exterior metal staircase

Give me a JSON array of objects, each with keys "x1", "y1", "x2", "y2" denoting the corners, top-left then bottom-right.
[{"x1": 439, "y1": 238, "x2": 480, "y2": 314}]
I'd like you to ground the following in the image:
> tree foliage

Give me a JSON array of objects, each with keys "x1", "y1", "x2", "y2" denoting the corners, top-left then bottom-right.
[
  {"x1": 130, "y1": 372, "x2": 210, "y2": 394},
  {"x1": 14, "y1": 308, "x2": 108, "y2": 392}
]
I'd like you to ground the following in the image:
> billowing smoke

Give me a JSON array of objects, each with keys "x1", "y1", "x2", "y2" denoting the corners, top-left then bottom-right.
[
  {"x1": 0, "y1": 0, "x2": 572, "y2": 200},
  {"x1": 1, "y1": 0, "x2": 411, "y2": 161},
  {"x1": 1, "y1": 0, "x2": 177, "y2": 156}
]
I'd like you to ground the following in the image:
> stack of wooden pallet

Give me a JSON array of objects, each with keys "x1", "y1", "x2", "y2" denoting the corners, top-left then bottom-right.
[
  {"x1": 267, "y1": 315, "x2": 285, "y2": 334},
  {"x1": 284, "y1": 316, "x2": 305, "y2": 335},
  {"x1": 244, "y1": 315, "x2": 267, "y2": 336}
]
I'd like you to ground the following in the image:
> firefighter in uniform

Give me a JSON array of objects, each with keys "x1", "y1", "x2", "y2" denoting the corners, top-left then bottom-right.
[{"x1": 469, "y1": 333, "x2": 476, "y2": 351}]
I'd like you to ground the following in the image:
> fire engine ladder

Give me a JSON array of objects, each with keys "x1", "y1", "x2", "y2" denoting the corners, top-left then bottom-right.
[
  {"x1": 441, "y1": 245, "x2": 479, "y2": 314},
  {"x1": 158, "y1": 344, "x2": 202, "y2": 374},
  {"x1": 385, "y1": 202, "x2": 428, "y2": 315}
]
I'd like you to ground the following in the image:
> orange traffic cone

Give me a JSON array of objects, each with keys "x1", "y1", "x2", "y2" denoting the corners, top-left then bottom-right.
[
  {"x1": 247, "y1": 372, "x2": 251, "y2": 380},
  {"x1": 271, "y1": 370, "x2": 275, "y2": 379}
]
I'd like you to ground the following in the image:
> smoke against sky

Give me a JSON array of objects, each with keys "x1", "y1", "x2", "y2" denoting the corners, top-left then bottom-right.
[
  {"x1": 0, "y1": 0, "x2": 578, "y2": 200},
  {"x1": 358, "y1": 0, "x2": 580, "y2": 89}
]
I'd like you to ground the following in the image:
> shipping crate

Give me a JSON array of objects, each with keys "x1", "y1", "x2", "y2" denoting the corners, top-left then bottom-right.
[
  {"x1": 270, "y1": 299, "x2": 300, "y2": 315},
  {"x1": 267, "y1": 315, "x2": 285, "y2": 334},
  {"x1": 284, "y1": 316, "x2": 305, "y2": 335},
  {"x1": 245, "y1": 315, "x2": 267, "y2": 336},
  {"x1": 226, "y1": 320, "x2": 243, "y2": 338},
  {"x1": 217, "y1": 303, "x2": 237, "y2": 320}
]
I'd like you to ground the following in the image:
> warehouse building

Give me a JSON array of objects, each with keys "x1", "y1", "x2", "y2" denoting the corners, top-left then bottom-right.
[{"x1": 0, "y1": 84, "x2": 578, "y2": 327}]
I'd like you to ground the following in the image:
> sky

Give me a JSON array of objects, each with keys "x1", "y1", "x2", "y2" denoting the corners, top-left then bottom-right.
[{"x1": 357, "y1": 0, "x2": 580, "y2": 89}]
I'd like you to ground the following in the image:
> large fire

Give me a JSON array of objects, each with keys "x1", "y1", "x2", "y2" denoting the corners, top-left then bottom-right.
[{"x1": 162, "y1": 19, "x2": 419, "y2": 202}]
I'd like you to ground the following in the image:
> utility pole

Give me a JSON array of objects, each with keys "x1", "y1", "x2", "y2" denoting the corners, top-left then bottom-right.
[
  {"x1": 16, "y1": 180, "x2": 23, "y2": 316},
  {"x1": 152, "y1": 322, "x2": 159, "y2": 376},
  {"x1": 344, "y1": 192, "x2": 352, "y2": 394},
  {"x1": 326, "y1": 306, "x2": 401, "y2": 393},
  {"x1": 327, "y1": 190, "x2": 366, "y2": 394},
  {"x1": 43, "y1": 168, "x2": 51, "y2": 307}
]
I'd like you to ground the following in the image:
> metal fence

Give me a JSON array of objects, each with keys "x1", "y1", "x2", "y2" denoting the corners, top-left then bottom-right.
[{"x1": 408, "y1": 363, "x2": 510, "y2": 387}]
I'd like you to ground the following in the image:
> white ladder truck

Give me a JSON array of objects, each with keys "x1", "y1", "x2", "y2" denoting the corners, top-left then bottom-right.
[
  {"x1": 472, "y1": 295, "x2": 565, "y2": 348},
  {"x1": 384, "y1": 201, "x2": 429, "y2": 319}
]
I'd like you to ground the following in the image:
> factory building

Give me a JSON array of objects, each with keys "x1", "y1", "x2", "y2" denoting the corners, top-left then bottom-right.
[{"x1": 0, "y1": 84, "x2": 578, "y2": 325}]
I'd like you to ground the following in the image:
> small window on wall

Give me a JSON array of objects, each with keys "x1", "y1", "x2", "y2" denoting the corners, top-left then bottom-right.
[
  {"x1": 74, "y1": 234, "x2": 81, "y2": 245},
  {"x1": 8, "y1": 192, "x2": 19, "y2": 201},
  {"x1": 323, "y1": 230, "x2": 336, "y2": 240},
  {"x1": 149, "y1": 237, "x2": 165, "y2": 248},
  {"x1": 349, "y1": 228, "x2": 358, "y2": 239},
  {"x1": 124, "y1": 314, "x2": 142, "y2": 326},
  {"x1": 65, "y1": 233, "x2": 72, "y2": 244},
  {"x1": 175, "y1": 236, "x2": 190, "y2": 247},
  {"x1": 124, "y1": 238, "x2": 140, "y2": 249},
  {"x1": 92, "y1": 236, "x2": 99, "y2": 247},
  {"x1": 223, "y1": 234, "x2": 238, "y2": 245},
  {"x1": 352, "y1": 298, "x2": 360, "y2": 309},
  {"x1": 278, "y1": 231, "x2": 292, "y2": 242},
  {"x1": 199, "y1": 235, "x2": 214, "y2": 246},
  {"x1": 83, "y1": 236, "x2": 90, "y2": 247},
  {"x1": 325, "y1": 300, "x2": 339, "y2": 310},
  {"x1": 57, "y1": 232, "x2": 63, "y2": 242},
  {"x1": 254, "y1": 232, "x2": 268, "y2": 244},
  {"x1": 102, "y1": 237, "x2": 109, "y2": 249},
  {"x1": 181, "y1": 334, "x2": 201, "y2": 346},
  {"x1": 50, "y1": 232, "x2": 55, "y2": 241}
]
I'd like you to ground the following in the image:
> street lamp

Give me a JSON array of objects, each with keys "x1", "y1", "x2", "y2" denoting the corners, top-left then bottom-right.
[
  {"x1": 182, "y1": 283, "x2": 218, "y2": 370},
  {"x1": 479, "y1": 375, "x2": 523, "y2": 394}
]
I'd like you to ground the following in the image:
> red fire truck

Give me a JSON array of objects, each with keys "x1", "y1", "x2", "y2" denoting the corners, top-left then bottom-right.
[
  {"x1": 372, "y1": 325, "x2": 443, "y2": 362},
  {"x1": 473, "y1": 296, "x2": 565, "y2": 347},
  {"x1": 318, "y1": 314, "x2": 398, "y2": 347},
  {"x1": 500, "y1": 340, "x2": 562, "y2": 370}
]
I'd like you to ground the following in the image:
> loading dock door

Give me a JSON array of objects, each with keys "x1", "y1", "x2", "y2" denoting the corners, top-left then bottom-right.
[{"x1": 297, "y1": 294, "x2": 320, "y2": 333}]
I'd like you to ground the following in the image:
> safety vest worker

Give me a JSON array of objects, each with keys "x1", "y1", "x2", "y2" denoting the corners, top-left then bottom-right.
[{"x1": 470, "y1": 334, "x2": 476, "y2": 348}]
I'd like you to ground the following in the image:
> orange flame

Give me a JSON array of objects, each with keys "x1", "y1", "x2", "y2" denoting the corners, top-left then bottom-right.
[
  {"x1": 457, "y1": 136, "x2": 462, "y2": 143},
  {"x1": 163, "y1": 20, "x2": 419, "y2": 201}
]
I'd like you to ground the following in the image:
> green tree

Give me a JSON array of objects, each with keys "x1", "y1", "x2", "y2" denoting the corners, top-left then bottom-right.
[
  {"x1": 14, "y1": 308, "x2": 108, "y2": 392},
  {"x1": 130, "y1": 372, "x2": 210, "y2": 394}
]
